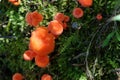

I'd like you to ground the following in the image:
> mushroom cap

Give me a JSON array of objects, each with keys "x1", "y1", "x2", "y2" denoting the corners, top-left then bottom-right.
[
  {"x1": 12, "y1": 0, "x2": 21, "y2": 6},
  {"x1": 31, "y1": 27, "x2": 49, "y2": 39},
  {"x1": 72, "y1": 8, "x2": 84, "y2": 18},
  {"x1": 31, "y1": 11, "x2": 43, "y2": 26},
  {"x1": 25, "y1": 12, "x2": 33, "y2": 26},
  {"x1": 35, "y1": 55, "x2": 49, "y2": 68},
  {"x1": 41, "y1": 74, "x2": 52, "y2": 80},
  {"x1": 48, "y1": 20, "x2": 63, "y2": 36},
  {"x1": 64, "y1": 15, "x2": 70, "y2": 22},
  {"x1": 25, "y1": 11, "x2": 43, "y2": 27},
  {"x1": 78, "y1": 0, "x2": 93, "y2": 7},
  {"x1": 96, "y1": 13, "x2": 102, "y2": 20},
  {"x1": 54, "y1": 13, "x2": 65, "y2": 22},
  {"x1": 29, "y1": 27, "x2": 55, "y2": 56},
  {"x1": 23, "y1": 50, "x2": 36, "y2": 61},
  {"x1": 8, "y1": 0, "x2": 16, "y2": 3},
  {"x1": 63, "y1": 22, "x2": 68, "y2": 30},
  {"x1": 12, "y1": 73, "x2": 23, "y2": 80}
]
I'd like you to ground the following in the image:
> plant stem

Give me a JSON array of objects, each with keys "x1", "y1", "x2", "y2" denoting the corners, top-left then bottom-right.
[{"x1": 85, "y1": 21, "x2": 110, "y2": 80}]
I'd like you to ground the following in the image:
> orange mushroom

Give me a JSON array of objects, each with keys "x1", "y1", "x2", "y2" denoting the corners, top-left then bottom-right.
[
  {"x1": 41, "y1": 74, "x2": 52, "y2": 80},
  {"x1": 63, "y1": 22, "x2": 68, "y2": 30},
  {"x1": 48, "y1": 20, "x2": 63, "y2": 36},
  {"x1": 29, "y1": 27, "x2": 55, "y2": 56},
  {"x1": 72, "y1": 8, "x2": 84, "y2": 18},
  {"x1": 78, "y1": 0, "x2": 93, "y2": 7},
  {"x1": 12, "y1": 73, "x2": 24, "y2": 80},
  {"x1": 35, "y1": 55, "x2": 49, "y2": 68},
  {"x1": 13, "y1": 0, "x2": 21, "y2": 6},
  {"x1": 54, "y1": 13, "x2": 65, "y2": 22},
  {"x1": 8, "y1": 0, "x2": 16, "y2": 3},
  {"x1": 9, "y1": 0, "x2": 21, "y2": 6},
  {"x1": 29, "y1": 34, "x2": 55, "y2": 56},
  {"x1": 31, "y1": 11, "x2": 43, "y2": 26},
  {"x1": 64, "y1": 15, "x2": 70, "y2": 22},
  {"x1": 96, "y1": 13, "x2": 102, "y2": 20},
  {"x1": 25, "y1": 11, "x2": 43, "y2": 27},
  {"x1": 23, "y1": 50, "x2": 36, "y2": 61},
  {"x1": 31, "y1": 27, "x2": 49, "y2": 39},
  {"x1": 25, "y1": 12, "x2": 33, "y2": 26}
]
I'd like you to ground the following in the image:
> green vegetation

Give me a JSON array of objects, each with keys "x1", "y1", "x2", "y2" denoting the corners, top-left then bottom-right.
[{"x1": 0, "y1": 0, "x2": 120, "y2": 80}]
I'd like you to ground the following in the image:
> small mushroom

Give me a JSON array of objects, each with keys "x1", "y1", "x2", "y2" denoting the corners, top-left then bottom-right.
[
  {"x1": 64, "y1": 15, "x2": 70, "y2": 22},
  {"x1": 41, "y1": 74, "x2": 52, "y2": 80},
  {"x1": 96, "y1": 13, "x2": 103, "y2": 21},
  {"x1": 63, "y1": 22, "x2": 68, "y2": 30},
  {"x1": 12, "y1": 0, "x2": 21, "y2": 6},
  {"x1": 78, "y1": 0, "x2": 93, "y2": 7},
  {"x1": 25, "y1": 11, "x2": 43, "y2": 27},
  {"x1": 12, "y1": 73, "x2": 24, "y2": 80},
  {"x1": 8, "y1": 0, "x2": 21, "y2": 6},
  {"x1": 54, "y1": 13, "x2": 65, "y2": 22},
  {"x1": 35, "y1": 55, "x2": 49, "y2": 68},
  {"x1": 23, "y1": 50, "x2": 36, "y2": 61},
  {"x1": 48, "y1": 20, "x2": 63, "y2": 36},
  {"x1": 8, "y1": 0, "x2": 17, "y2": 3},
  {"x1": 72, "y1": 8, "x2": 84, "y2": 18}
]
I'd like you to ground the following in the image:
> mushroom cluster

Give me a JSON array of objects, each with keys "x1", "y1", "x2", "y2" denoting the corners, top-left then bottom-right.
[
  {"x1": 72, "y1": 0, "x2": 93, "y2": 19},
  {"x1": 11, "y1": 0, "x2": 104, "y2": 79},
  {"x1": 24, "y1": 28, "x2": 54, "y2": 68},
  {"x1": 72, "y1": 0, "x2": 102, "y2": 21},
  {"x1": 19, "y1": 11, "x2": 69, "y2": 80},
  {"x1": 23, "y1": 11, "x2": 70, "y2": 68},
  {"x1": 53, "y1": 12, "x2": 70, "y2": 30}
]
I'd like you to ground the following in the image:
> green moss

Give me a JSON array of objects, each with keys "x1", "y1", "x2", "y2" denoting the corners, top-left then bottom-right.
[{"x1": 0, "y1": 0, "x2": 120, "y2": 80}]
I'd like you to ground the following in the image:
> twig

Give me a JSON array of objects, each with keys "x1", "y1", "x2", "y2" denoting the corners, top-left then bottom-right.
[
  {"x1": 72, "y1": 52, "x2": 86, "y2": 60},
  {"x1": 72, "y1": 63, "x2": 85, "y2": 67},
  {"x1": 92, "y1": 57, "x2": 98, "y2": 75},
  {"x1": 85, "y1": 21, "x2": 110, "y2": 80},
  {"x1": 85, "y1": 25, "x2": 101, "y2": 80},
  {"x1": 0, "y1": 36, "x2": 16, "y2": 39}
]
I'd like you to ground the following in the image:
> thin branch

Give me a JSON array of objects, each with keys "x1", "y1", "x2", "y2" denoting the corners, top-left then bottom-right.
[
  {"x1": 85, "y1": 25, "x2": 101, "y2": 80},
  {"x1": 72, "y1": 52, "x2": 86, "y2": 60},
  {"x1": 85, "y1": 21, "x2": 110, "y2": 80},
  {"x1": 92, "y1": 57, "x2": 98, "y2": 75},
  {"x1": 0, "y1": 36, "x2": 16, "y2": 39}
]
